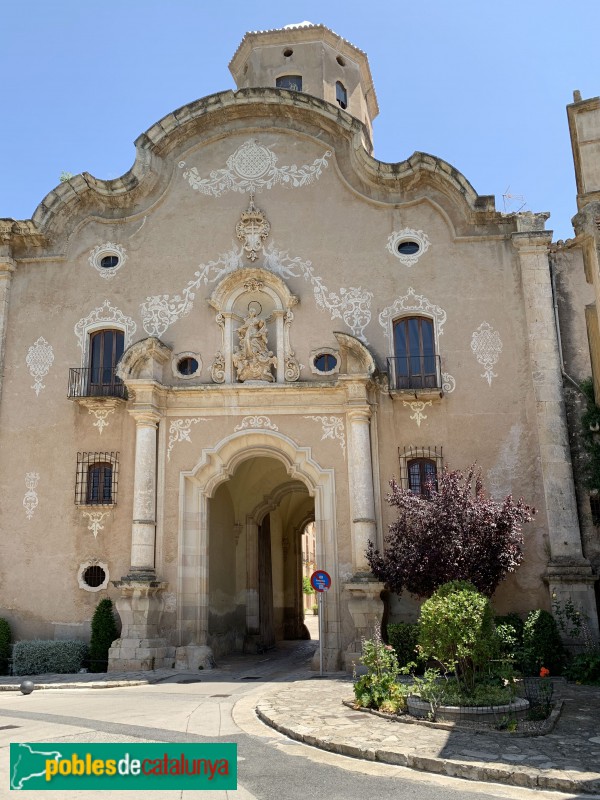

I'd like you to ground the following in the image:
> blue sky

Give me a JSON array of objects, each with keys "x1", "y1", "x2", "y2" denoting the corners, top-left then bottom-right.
[{"x1": 1, "y1": 0, "x2": 599, "y2": 239}]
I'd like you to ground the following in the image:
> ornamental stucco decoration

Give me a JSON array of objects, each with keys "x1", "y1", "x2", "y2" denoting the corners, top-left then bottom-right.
[
  {"x1": 236, "y1": 193, "x2": 270, "y2": 261},
  {"x1": 88, "y1": 242, "x2": 127, "y2": 280},
  {"x1": 210, "y1": 352, "x2": 226, "y2": 384},
  {"x1": 88, "y1": 407, "x2": 114, "y2": 434},
  {"x1": 263, "y1": 242, "x2": 373, "y2": 343},
  {"x1": 74, "y1": 300, "x2": 136, "y2": 351},
  {"x1": 179, "y1": 139, "x2": 332, "y2": 197},
  {"x1": 23, "y1": 472, "x2": 40, "y2": 519},
  {"x1": 167, "y1": 418, "x2": 206, "y2": 462},
  {"x1": 234, "y1": 415, "x2": 279, "y2": 432},
  {"x1": 26, "y1": 337, "x2": 54, "y2": 396},
  {"x1": 304, "y1": 415, "x2": 346, "y2": 457},
  {"x1": 141, "y1": 240, "x2": 373, "y2": 343},
  {"x1": 82, "y1": 511, "x2": 109, "y2": 539},
  {"x1": 403, "y1": 400, "x2": 432, "y2": 427},
  {"x1": 386, "y1": 228, "x2": 431, "y2": 267},
  {"x1": 471, "y1": 322, "x2": 503, "y2": 385},
  {"x1": 379, "y1": 288, "x2": 447, "y2": 344},
  {"x1": 441, "y1": 373, "x2": 456, "y2": 394}
]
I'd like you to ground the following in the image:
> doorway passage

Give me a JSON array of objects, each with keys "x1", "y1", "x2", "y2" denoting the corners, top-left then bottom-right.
[{"x1": 208, "y1": 455, "x2": 315, "y2": 657}]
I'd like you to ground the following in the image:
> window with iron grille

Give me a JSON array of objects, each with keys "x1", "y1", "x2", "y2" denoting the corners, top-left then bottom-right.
[
  {"x1": 399, "y1": 446, "x2": 443, "y2": 498},
  {"x1": 75, "y1": 452, "x2": 119, "y2": 506}
]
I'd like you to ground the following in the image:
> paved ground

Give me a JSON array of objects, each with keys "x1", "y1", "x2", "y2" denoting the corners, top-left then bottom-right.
[{"x1": 2, "y1": 629, "x2": 600, "y2": 796}]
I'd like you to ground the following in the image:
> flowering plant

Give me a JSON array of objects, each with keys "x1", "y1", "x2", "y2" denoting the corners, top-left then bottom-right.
[{"x1": 540, "y1": 666, "x2": 550, "y2": 677}]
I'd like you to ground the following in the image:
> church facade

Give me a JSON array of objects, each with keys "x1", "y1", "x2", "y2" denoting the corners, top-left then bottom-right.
[{"x1": 0, "y1": 23, "x2": 598, "y2": 671}]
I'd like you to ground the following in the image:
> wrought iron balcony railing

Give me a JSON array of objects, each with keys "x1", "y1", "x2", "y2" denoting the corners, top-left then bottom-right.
[
  {"x1": 68, "y1": 368, "x2": 127, "y2": 400},
  {"x1": 387, "y1": 355, "x2": 441, "y2": 392}
]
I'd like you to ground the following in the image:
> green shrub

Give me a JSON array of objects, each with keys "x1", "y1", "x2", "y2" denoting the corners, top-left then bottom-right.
[
  {"x1": 353, "y1": 631, "x2": 407, "y2": 711},
  {"x1": 302, "y1": 576, "x2": 314, "y2": 595},
  {"x1": 89, "y1": 598, "x2": 119, "y2": 673},
  {"x1": 387, "y1": 622, "x2": 421, "y2": 669},
  {"x1": 418, "y1": 580, "x2": 498, "y2": 694},
  {"x1": 565, "y1": 648, "x2": 600, "y2": 684},
  {"x1": 12, "y1": 640, "x2": 88, "y2": 675},
  {"x1": 522, "y1": 609, "x2": 566, "y2": 676},
  {"x1": 0, "y1": 619, "x2": 11, "y2": 676},
  {"x1": 494, "y1": 613, "x2": 525, "y2": 668}
]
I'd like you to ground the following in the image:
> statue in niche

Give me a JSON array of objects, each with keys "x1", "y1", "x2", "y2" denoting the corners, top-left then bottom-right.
[{"x1": 233, "y1": 309, "x2": 277, "y2": 382}]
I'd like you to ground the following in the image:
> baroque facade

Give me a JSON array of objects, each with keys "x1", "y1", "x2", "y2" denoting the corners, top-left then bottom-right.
[{"x1": 0, "y1": 23, "x2": 598, "y2": 671}]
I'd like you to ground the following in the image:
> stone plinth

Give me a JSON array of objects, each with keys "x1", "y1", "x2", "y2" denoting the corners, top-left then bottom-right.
[
  {"x1": 108, "y1": 578, "x2": 173, "y2": 671},
  {"x1": 343, "y1": 577, "x2": 384, "y2": 672},
  {"x1": 174, "y1": 644, "x2": 215, "y2": 670}
]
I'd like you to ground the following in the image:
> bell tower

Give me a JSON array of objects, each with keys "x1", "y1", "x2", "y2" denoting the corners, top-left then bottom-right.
[{"x1": 229, "y1": 22, "x2": 379, "y2": 153}]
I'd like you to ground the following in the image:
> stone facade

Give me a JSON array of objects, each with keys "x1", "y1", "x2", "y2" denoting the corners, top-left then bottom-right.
[{"x1": 0, "y1": 23, "x2": 598, "y2": 670}]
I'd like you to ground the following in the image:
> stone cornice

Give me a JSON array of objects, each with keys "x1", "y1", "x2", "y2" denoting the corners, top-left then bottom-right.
[{"x1": 3, "y1": 90, "x2": 537, "y2": 256}]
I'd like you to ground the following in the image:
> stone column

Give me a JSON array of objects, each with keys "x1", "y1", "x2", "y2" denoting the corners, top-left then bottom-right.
[
  {"x1": 128, "y1": 411, "x2": 160, "y2": 578},
  {"x1": 513, "y1": 223, "x2": 599, "y2": 637},
  {"x1": 347, "y1": 406, "x2": 377, "y2": 573},
  {"x1": 109, "y1": 409, "x2": 173, "y2": 670},
  {"x1": 0, "y1": 253, "x2": 16, "y2": 403}
]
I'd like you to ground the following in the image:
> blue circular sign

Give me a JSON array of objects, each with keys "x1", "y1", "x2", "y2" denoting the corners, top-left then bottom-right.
[{"x1": 310, "y1": 570, "x2": 332, "y2": 592}]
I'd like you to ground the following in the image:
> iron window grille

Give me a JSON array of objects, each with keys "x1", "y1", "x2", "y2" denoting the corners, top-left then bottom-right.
[
  {"x1": 399, "y1": 446, "x2": 443, "y2": 498},
  {"x1": 75, "y1": 452, "x2": 119, "y2": 506}
]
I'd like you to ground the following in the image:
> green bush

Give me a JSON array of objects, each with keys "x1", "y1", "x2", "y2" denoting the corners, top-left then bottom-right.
[
  {"x1": 418, "y1": 580, "x2": 498, "y2": 694},
  {"x1": 302, "y1": 576, "x2": 314, "y2": 595},
  {"x1": 12, "y1": 640, "x2": 88, "y2": 676},
  {"x1": 522, "y1": 609, "x2": 566, "y2": 676},
  {"x1": 353, "y1": 631, "x2": 407, "y2": 712},
  {"x1": 0, "y1": 619, "x2": 11, "y2": 675},
  {"x1": 89, "y1": 598, "x2": 119, "y2": 673},
  {"x1": 387, "y1": 622, "x2": 421, "y2": 669},
  {"x1": 565, "y1": 648, "x2": 600, "y2": 684},
  {"x1": 494, "y1": 613, "x2": 525, "y2": 668}
]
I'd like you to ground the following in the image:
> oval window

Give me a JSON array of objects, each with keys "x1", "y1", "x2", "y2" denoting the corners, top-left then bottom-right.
[
  {"x1": 314, "y1": 353, "x2": 338, "y2": 372},
  {"x1": 100, "y1": 255, "x2": 119, "y2": 269},
  {"x1": 83, "y1": 565, "x2": 106, "y2": 588},
  {"x1": 177, "y1": 357, "x2": 199, "y2": 376},
  {"x1": 397, "y1": 241, "x2": 420, "y2": 256}
]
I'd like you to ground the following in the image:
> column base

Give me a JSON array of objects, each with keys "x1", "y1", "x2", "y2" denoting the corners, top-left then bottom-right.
[
  {"x1": 108, "y1": 577, "x2": 172, "y2": 672},
  {"x1": 545, "y1": 562, "x2": 600, "y2": 641},
  {"x1": 343, "y1": 577, "x2": 385, "y2": 673}
]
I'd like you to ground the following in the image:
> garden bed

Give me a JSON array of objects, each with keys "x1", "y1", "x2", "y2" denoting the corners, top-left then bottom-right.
[{"x1": 342, "y1": 697, "x2": 563, "y2": 736}]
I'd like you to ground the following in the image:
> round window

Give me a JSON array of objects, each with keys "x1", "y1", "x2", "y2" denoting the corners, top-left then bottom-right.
[
  {"x1": 314, "y1": 353, "x2": 338, "y2": 372},
  {"x1": 100, "y1": 255, "x2": 119, "y2": 269},
  {"x1": 83, "y1": 565, "x2": 106, "y2": 588},
  {"x1": 283, "y1": 48, "x2": 293, "y2": 57},
  {"x1": 397, "y1": 241, "x2": 420, "y2": 256},
  {"x1": 177, "y1": 357, "x2": 199, "y2": 376},
  {"x1": 336, "y1": 55, "x2": 346, "y2": 66}
]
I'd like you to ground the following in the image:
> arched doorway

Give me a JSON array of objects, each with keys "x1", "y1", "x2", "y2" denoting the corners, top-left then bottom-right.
[
  {"x1": 208, "y1": 458, "x2": 313, "y2": 656},
  {"x1": 177, "y1": 430, "x2": 340, "y2": 668}
]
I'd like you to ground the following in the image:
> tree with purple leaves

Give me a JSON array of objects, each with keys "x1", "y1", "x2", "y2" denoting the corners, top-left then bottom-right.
[{"x1": 367, "y1": 466, "x2": 536, "y2": 598}]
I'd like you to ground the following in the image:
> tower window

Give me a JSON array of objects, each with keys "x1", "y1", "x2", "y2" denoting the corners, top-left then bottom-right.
[
  {"x1": 276, "y1": 75, "x2": 302, "y2": 92},
  {"x1": 336, "y1": 81, "x2": 347, "y2": 110}
]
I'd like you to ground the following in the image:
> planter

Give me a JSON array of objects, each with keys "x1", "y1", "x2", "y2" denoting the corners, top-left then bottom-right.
[{"x1": 407, "y1": 694, "x2": 529, "y2": 722}]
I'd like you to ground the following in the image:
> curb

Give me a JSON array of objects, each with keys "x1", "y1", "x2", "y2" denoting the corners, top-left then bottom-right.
[
  {"x1": 255, "y1": 705, "x2": 600, "y2": 795},
  {"x1": 0, "y1": 679, "x2": 151, "y2": 691}
]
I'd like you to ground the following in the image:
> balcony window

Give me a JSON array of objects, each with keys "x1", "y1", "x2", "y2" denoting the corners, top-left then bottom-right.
[{"x1": 390, "y1": 316, "x2": 438, "y2": 390}]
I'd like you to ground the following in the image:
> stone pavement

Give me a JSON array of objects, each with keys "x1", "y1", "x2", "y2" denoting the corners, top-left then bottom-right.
[
  {"x1": 256, "y1": 676, "x2": 600, "y2": 795},
  {"x1": 2, "y1": 642, "x2": 600, "y2": 795}
]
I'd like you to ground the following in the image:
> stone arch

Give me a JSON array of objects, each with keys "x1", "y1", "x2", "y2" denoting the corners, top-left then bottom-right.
[{"x1": 177, "y1": 429, "x2": 340, "y2": 669}]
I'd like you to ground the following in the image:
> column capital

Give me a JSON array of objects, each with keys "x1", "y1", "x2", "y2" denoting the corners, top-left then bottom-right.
[
  {"x1": 130, "y1": 409, "x2": 161, "y2": 427},
  {"x1": 346, "y1": 406, "x2": 372, "y2": 424},
  {"x1": 511, "y1": 230, "x2": 553, "y2": 252}
]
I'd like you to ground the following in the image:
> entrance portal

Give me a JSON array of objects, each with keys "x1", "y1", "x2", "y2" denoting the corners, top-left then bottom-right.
[{"x1": 207, "y1": 456, "x2": 314, "y2": 657}]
